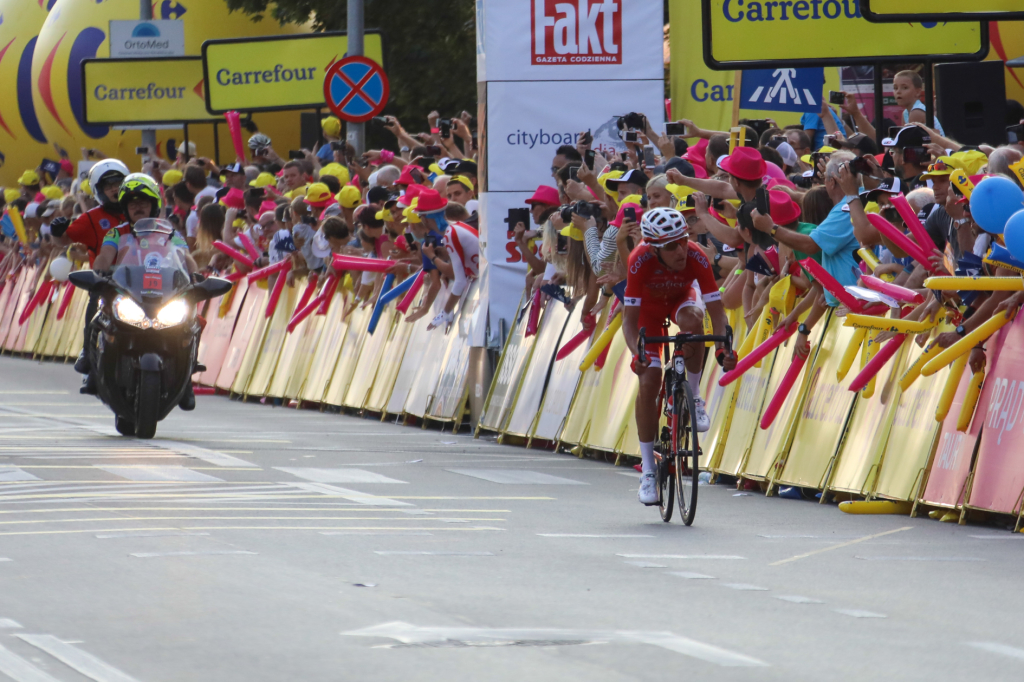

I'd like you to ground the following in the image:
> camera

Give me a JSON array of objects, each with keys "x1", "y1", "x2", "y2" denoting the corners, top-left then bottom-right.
[
  {"x1": 739, "y1": 118, "x2": 771, "y2": 138},
  {"x1": 559, "y1": 200, "x2": 601, "y2": 224},
  {"x1": 665, "y1": 122, "x2": 686, "y2": 136},
  {"x1": 1008, "y1": 124, "x2": 1024, "y2": 144},
  {"x1": 617, "y1": 112, "x2": 647, "y2": 133},
  {"x1": 330, "y1": 141, "x2": 345, "y2": 151},
  {"x1": 829, "y1": 90, "x2": 846, "y2": 105},
  {"x1": 624, "y1": 131, "x2": 639, "y2": 143},
  {"x1": 372, "y1": 116, "x2": 389, "y2": 125},
  {"x1": 135, "y1": 146, "x2": 150, "y2": 155},
  {"x1": 423, "y1": 235, "x2": 440, "y2": 249},
  {"x1": 848, "y1": 156, "x2": 872, "y2": 176},
  {"x1": 439, "y1": 119, "x2": 452, "y2": 139}
]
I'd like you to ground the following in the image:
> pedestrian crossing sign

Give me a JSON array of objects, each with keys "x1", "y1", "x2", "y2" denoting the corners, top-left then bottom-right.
[{"x1": 740, "y1": 68, "x2": 824, "y2": 114}]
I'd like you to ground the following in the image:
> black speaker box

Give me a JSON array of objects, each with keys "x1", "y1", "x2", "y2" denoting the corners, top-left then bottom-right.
[
  {"x1": 935, "y1": 61, "x2": 1007, "y2": 146},
  {"x1": 300, "y1": 112, "x2": 326, "y2": 151}
]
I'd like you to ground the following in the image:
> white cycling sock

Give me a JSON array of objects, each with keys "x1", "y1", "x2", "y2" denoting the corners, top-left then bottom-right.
[
  {"x1": 687, "y1": 369, "x2": 702, "y2": 399},
  {"x1": 640, "y1": 441, "x2": 656, "y2": 474}
]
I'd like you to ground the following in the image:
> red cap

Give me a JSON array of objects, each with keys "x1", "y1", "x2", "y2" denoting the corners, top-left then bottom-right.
[
  {"x1": 768, "y1": 190, "x2": 801, "y2": 226},
  {"x1": 718, "y1": 147, "x2": 766, "y2": 182},
  {"x1": 610, "y1": 202, "x2": 644, "y2": 228},
  {"x1": 683, "y1": 138, "x2": 709, "y2": 171},
  {"x1": 398, "y1": 183, "x2": 424, "y2": 207},
  {"x1": 414, "y1": 188, "x2": 449, "y2": 214},
  {"x1": 525, "y1": 185, "x2": 560, "y2": 207},
  {"x1": 221, "y1": 188, "x2": 245, "y2": 210},
  {"x1": 60, "y1": 159, "x2": 74, "y2": 175},
  {"x1": 396, "y1": 165, "x2": 424, "y2": 186},
  {"x1": 395, "y1": 235, "x2": 411, "y2": 252}
]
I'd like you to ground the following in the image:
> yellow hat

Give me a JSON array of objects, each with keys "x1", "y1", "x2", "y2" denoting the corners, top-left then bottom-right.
[
  {"x1": 18, "y1": 170, "x2": 39, "y2": 186},
  {"x1": 321, "y1": 116, "x2": 342, "y2": 138},
  {"x1": 162, "y1": 169, "x2": 183, "y2": 186},
  {"x1": 402, "y1": 198, "x2": 422, "y2": 224},
  {"x1": 250, "y1": 172, "x2": 276, "y2": 188},
  {"x1": 285, "y1": 184, "x2": 309, "y2": 199},
  {"x1": 949, "y1": 150, "x2": 988, "y2": 177},
  {"x1": 598, "y1": 170, "x2": 624, "y2": 197},
  {"x1": 80, "y1": 179, "x2": 91, "y2": 196},
  {"x1": 375, "y1": 208, "x2": 389, "y2": 221},
  {"x1": 3, "y1": 188, "x2": 20, "y2": 204},
  {"x1": 450, "y1": 175, "x2": 474, "y2": 192},
  {"x1": 559, "y1": 225, "x2": 585, "y2": 241},
  {"x1": 304, "y1": 182, "x2": 334, "y2": 207},
  {"x1": 337, "y1": 184, "x2": 361, "y2": 209},
  {"x1": 233, "y1": 218, "x2": 246, "y2": 228},
  {"x1": 319, "y1": 162, "x2": 350, "y2": 185},
  {"x1": 40, "y1": 185, "x2": 63, "y2": 200},
  {"x1": 798, "y1": 144, "x2": 839, "y2": 163}
]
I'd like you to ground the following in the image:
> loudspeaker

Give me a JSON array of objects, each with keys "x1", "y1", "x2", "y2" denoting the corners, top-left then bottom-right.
[
  {"x1": 935, "y1": 61, "x2": 1007, "y2": 146},
  {"x1": 300, "y1": 112, "x2": 326, "y2": 151}
]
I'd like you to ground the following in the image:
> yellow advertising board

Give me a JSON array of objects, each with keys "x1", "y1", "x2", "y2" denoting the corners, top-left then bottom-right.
[
  {"x1": 82, "y1": 58, "x2": 218, "y2": 126},
  {"x1": 702, "y1": 0, "x2": 987, "y2": 68},
  {"x1": 862, "y1": 0, "x2": 1024, "y2": 22},
  {"x1": 203, "y1": 31, "x2": 384, "y2": 113}
]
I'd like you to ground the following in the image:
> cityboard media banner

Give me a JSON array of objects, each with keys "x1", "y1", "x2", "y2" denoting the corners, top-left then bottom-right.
[
  {"x1": 476, "y1": 0, "x2": 664, "y2": 347},
  {"x1": 82, "y1": 58, "x2": 218, "y2": 126},
  {"x1": 701, "y1": 0, "x2": 987, "y2": 68},
  {"x1": 862, "y1": 0, "x2": 1024, "y2": 22},
  {"x1": 203, "y1": 31, "x2": 384, "y2": 114}
]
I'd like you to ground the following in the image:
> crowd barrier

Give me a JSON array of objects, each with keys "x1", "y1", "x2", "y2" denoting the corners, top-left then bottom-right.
[{"x1": 4, "y1": 257, "x2": 1024, "y2": 531}]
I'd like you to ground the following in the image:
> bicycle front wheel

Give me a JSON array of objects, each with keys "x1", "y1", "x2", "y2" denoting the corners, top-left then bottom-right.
[
  {"x1": 658, "y1": 452, "x2": 674, "y2": 522},
  {"x1": 675, "y1": 381, "x2": 700, "y2": 526}
]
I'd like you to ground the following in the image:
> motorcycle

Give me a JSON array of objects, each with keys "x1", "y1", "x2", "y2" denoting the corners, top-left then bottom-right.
[{"x1": 69, "y1": 219, "x2": 232, "y2": 439}]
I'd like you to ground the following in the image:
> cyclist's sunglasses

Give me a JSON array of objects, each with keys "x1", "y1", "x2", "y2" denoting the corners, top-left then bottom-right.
[{"x1": 656, "y1": 238, "x2": 688, "y2": 252}]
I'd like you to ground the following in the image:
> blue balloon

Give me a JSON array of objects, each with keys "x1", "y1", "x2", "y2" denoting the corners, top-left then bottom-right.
[
  {"x1": 1004, "y1": 209, "x2": 1024, "y2": 262},
  {"x1": 971, "y1": 176, "x2": 1024, "y2": 234}
]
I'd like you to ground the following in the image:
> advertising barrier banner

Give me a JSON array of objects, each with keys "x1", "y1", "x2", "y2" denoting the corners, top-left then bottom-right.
[
  {"x1": 203, "y1": 31, "x2": 384, "y2": 114},
  {"x1": 702, "y1": 0, "x2": 987, "y2": 68},
  {"x1": 968, "y1": 315, "x2": 1024, "y2": 514}
]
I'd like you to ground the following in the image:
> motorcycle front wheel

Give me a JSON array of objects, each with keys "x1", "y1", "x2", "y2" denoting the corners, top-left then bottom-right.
[{"x1": 135, "y1": 370, "x2": 160, "y2": 439}]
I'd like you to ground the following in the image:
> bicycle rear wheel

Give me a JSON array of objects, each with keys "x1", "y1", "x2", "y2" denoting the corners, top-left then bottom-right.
[{"x1": 675, "y1": 381, "x2": 700, "y2": 526}]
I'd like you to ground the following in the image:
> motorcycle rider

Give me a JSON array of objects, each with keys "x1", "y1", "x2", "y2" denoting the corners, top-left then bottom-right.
[
  {"x1": 88, "y1": 173, "x2": 199, "y2": 409},
  {"x1": 65, "y1": 160, "x2": 129, "y2": 383}
]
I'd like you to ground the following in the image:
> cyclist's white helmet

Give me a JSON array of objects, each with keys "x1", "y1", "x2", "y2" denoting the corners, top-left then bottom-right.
[{"x1": 641, "y1": 207, "x2": 688, "y2": 246}]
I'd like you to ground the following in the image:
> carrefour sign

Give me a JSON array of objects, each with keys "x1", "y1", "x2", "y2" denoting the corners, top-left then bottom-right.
[
  {"x1": 702, "y1": 0, "x2": 987, "y2": 68},
  {"x1": 82, "y1": 57, "x2": 219, "y2": 125},
  {"x1": 202, "y1": 31, "x2": 384, "y2": 114}
]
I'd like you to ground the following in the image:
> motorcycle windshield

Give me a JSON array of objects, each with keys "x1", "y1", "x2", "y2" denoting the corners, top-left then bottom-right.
[{"x1": 111, "y1": 220, "x2": 191, "y2": 299}]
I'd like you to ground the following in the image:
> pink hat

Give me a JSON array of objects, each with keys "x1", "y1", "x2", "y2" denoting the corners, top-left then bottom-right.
[
  {"x1": 610, "y1": 202, "x2": 644, "y2": 228},
  {"x1": 398, "y1": 184, "x2": 424, "y2": 207},
  {"x1": 766, "y1": 176, "x2": 796, "y2": 190},
  {"x1": 396, "y1": 165, "x2": 425, "y2": 186},
  {"x1": 718, "y1": 147, "x2": 766, "y2": 182},
  {"x1": 763, "y1": 161, "x2": 787, "y2": 183},
  {"x1": 768, "y1": 191, "x2": 801, "y2": 226},
  {"x1": 221, "y1": 188, "x2": 245, "y2": 210},
  {"x1": 60, "y1": 159, "x2": 74, "y2": 175},
  {"x1": 525, "y1": 185, "x2": 560, "y2": 207},
  {"x1": 414, "y1": 188, "x2": 449, "y2": 214},
  {"x1": 257, "y1": 200, "x2": 278, "y2": 220},
  {"x1": 683, "y1": 139, "x2": 709, "y2": 172}
]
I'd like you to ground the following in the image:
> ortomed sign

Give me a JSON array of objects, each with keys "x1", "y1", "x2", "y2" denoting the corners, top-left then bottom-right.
[
  {"x1": 82, "y1": 58, "x2": 219, "y2": 126},
  {"x1": 702, "y1": 0, "x2": 988, "y2": 68},
  {"x1": 202, "y1": 31, "x2": 384, "y2": 114},
  {"x1": 531, "y1": 0, "x2": 622, "y2": 65}
]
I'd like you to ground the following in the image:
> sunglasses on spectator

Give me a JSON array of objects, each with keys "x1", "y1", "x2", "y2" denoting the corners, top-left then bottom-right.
[{"x1": 927, "y1": 160, "x2": 949, "y2": 173}]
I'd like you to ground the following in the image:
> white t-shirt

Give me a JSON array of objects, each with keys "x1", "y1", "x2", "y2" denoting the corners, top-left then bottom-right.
[{"x1": 185, "y1": 186, "x2": 219, "y2": 238}]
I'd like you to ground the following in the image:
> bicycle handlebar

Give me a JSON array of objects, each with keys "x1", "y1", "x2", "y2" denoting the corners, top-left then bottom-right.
[{"x1": 636, "y1": 325, "x2": 734, "y2": 363}]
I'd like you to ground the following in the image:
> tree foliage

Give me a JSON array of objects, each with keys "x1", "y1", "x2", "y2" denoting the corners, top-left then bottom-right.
[{"x1": 223, "y1": 0, "x2": 477, "y2": 149}]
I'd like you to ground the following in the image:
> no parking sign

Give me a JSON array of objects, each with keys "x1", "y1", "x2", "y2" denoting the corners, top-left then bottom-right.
[{"x1": 323, "y1": 56, "x2": 389, "y2": 123}]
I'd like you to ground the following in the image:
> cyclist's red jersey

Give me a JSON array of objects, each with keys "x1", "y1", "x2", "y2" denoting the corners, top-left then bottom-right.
[
  {"x1": 65, "y1": 206, "x2": 126, "y2": 265},
  {"x1": 624, "y1": 241, "x2": 720, "y2": 309}
]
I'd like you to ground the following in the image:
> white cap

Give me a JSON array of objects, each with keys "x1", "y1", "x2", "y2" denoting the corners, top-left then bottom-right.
[{"x1": 24, "y1": 202, "x2": 39, "y2": 219}]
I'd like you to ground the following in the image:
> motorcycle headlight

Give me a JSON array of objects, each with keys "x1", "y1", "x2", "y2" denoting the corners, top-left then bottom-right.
[
  {"x1": 113, "y1": 295, "x2": 149, "y2": 328},
  {"x1": 154, "y1": 299, "x2": 190, "y2": 329}
]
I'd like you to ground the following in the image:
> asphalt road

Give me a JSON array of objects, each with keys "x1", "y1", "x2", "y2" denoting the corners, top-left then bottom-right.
[{"x1": 0, "y1": 356, "x2": 1020, "y2": 681}]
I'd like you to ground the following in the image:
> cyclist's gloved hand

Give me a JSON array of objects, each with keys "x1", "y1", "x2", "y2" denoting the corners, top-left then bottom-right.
[{"x1": 716, "y1": 348, "x2": 737, "y2": 371}]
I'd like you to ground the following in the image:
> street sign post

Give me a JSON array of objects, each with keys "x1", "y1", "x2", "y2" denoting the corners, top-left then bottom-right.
[{"x1": 323, "y1": 56, "x2": 389, "y2": 123}]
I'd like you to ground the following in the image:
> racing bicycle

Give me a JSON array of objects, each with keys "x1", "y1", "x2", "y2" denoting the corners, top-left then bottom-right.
[{"x1": 638, "y1": 325, "x2": 733, "y2": 526}]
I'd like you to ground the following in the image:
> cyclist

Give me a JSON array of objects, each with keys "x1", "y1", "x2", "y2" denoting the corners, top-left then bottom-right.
[{"x1": 622, "y1": 207, "x2": 737, "y2": 505}]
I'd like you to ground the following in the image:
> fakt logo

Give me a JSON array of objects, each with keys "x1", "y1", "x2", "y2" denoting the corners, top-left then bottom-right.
[{"x1": 531, "y1": 0, "x2": 621, "y2": 66}]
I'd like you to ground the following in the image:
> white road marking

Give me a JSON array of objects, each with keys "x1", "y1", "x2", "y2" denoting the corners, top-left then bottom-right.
[
  {"x1": 624, "y1": 561, "x2": 667, "y2": 568},
  {"x1": 617, "y1": 554, "x2": 746, "y2": 560},
  {"x1": 853, "y1": 556, "x2": 984, "y2": 562},
  {"x1": 95, "y1": 466, "x2": 224, "y2": 483},
  {"x1": 321, "y1": 531, "x2": 433, "y2": 536},
  {"x1": 833, "y1": 609, "x2": 886, "y2": 618},
  {"x1": 342, "y1": 622, "x2": 769, "y2": 667},
  {"x1": 446, "y1": 469, "x2": 587, "y2": 485},
  {"x1": 288, "y1": 483, "x2": 413, "y2": 506},
  {"x1": 94, "y1": 531, "x2": 211, "y2": 539},
  {"x1": 16, "y1": 634, "x2": 140, "y2": 682},
  {"x1": 967, "y1": 641, "x2": 1024, "y2": 661},
  {"x1": 969, "y1": 535, "x2": 1024, "y2": 540},
  {"x1": 774, "y1": 595, "x2": 823, "y2": 604},
  {"x1": 0, "y1": 619, "x2": 21, "y2": 628},
  {"x1": 274, "y1": 467, "x2": 407, "y2": 484},
  {"x1": 0, "y1": 468, "x2": 40, "y2": 482},
  {"x1": 129, "y1": 550, "x2": 257, "y2": 558},
  {"x1": 0, "y1": 642, "x2": 62, "y2": 682},
  {"x1": 722, "y1": 583, "x2": 769, "y2": 591},
  {"x1": 374, "y1": 551, "x2": 494, "y2": 556},
  {"x1": 538, "y1": 534, "x2": 653, "y2": 538},
  {"x1": 667, "y1": 572, "x2": 715, "y2": 580},
  {"x1": 141, "y1": 440, "x2": 257, "y2": 468},
  {"x1": 0, "y1": 558, "x2": 11, "y2": 563}
]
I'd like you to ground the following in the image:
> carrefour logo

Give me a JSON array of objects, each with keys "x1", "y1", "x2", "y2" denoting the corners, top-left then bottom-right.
[
  {"x1": 216, "y1": 65, "x2": 319, "y2": 87},
  {"x1": 720, "y1": 0, "x2": 862, "y2": 22}
]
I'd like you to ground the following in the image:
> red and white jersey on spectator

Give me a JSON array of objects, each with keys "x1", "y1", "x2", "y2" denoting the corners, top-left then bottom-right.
[{"x1": 444, "y1": 221, "x2": 480, "y2": 296}]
